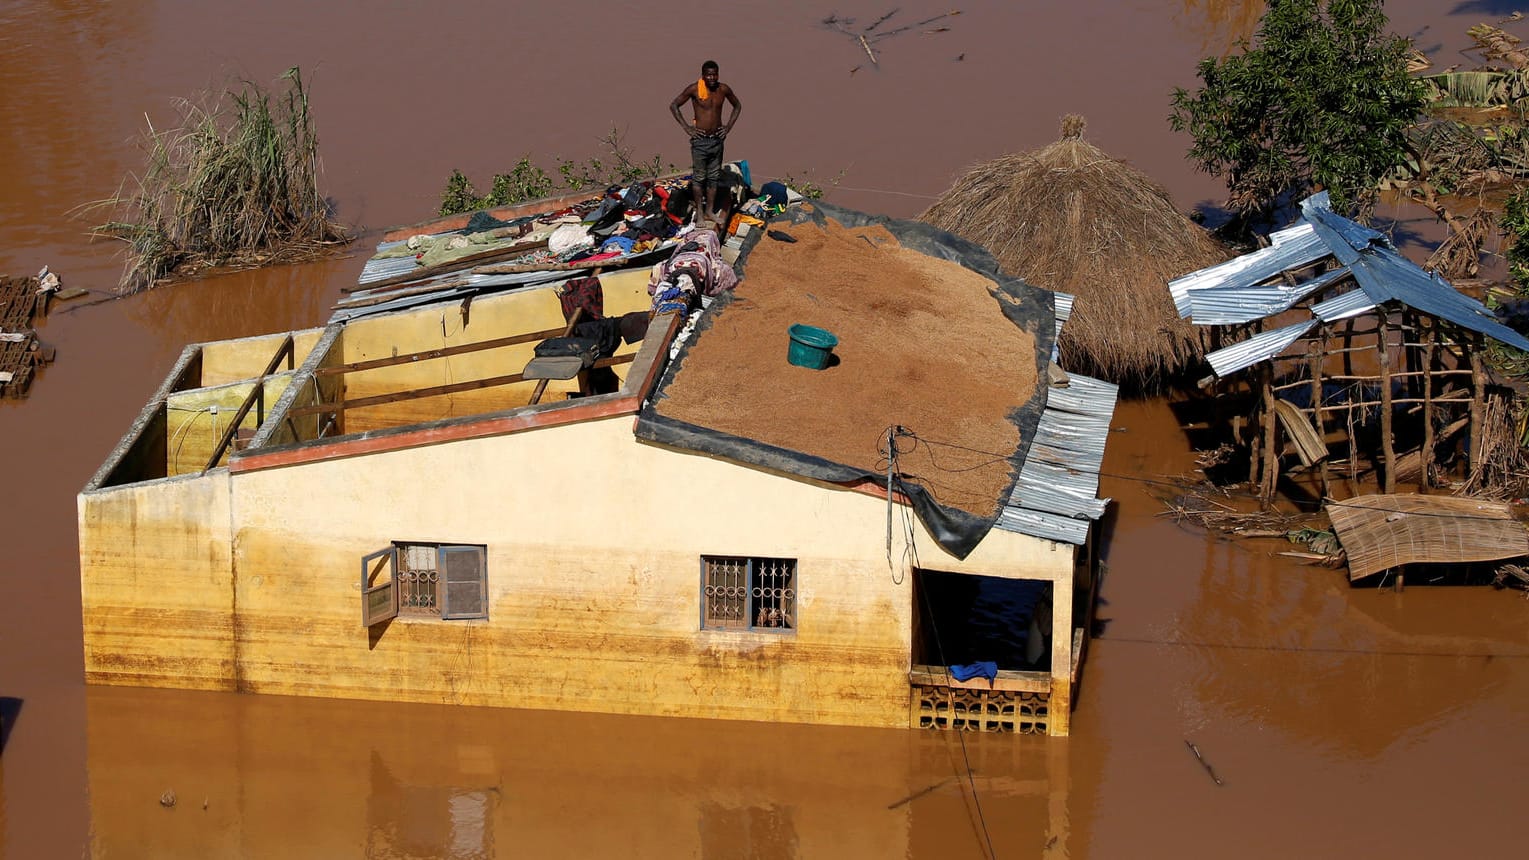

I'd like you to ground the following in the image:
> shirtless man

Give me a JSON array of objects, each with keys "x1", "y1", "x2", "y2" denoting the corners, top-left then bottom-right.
[{"x1": 670, "y1": 60, "x2": 742, "y2": 225}]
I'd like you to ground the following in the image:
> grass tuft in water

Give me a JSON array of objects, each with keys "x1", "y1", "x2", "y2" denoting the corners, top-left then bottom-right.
[{"x1": 86, "y1": 67, "x2": 350, "y2": 293}]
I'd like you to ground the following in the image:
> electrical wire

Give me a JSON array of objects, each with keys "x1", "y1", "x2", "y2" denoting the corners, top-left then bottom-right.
[
  {"x1": 1093, "y1": 634, "x2": 1529, "y2": 660},
  {"x1": 892, "y1": 427, "x2": 1529, "y2": 524},
  {"x1": 884, "y1": 425, "x2": 998, "y2": 859}
]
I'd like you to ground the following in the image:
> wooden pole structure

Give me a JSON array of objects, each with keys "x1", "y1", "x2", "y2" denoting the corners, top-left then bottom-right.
[
  {"x1": 1261, "y1": 367, "x2": 1279, "y2": 503},
  {"x1": 1377, "y1": 309, "x2": 1397, "y2": 494},
  {"x1": 1421, "y1": 320, "x2": 1435, "y2": 491},
  {"x1": 1470, "y1": 335, "x2": 1487, "y2": 474},
  {"x1": 1308, "y1": 329, "x2": 1332, "y2": 499},
  {"x1": 1343, "y1": 318, "x2": 1356, "y2": 377}
]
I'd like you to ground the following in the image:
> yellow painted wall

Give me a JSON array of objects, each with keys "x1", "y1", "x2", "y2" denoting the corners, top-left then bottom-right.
[
  {"x1": 198, "y1": 329, "x2": 323, "y2": 387},
  {"x1": 163, "y1": 374, "x2": 295, "y2": 475},
  {"x1": 336, "y1": 272, "x2": 650, "y2": 432},
  {"x1": 79, "y1": 473, "x2": 235, "y2": 691},
  {"x1": 153, "y1": 416, "x2": 1073, "y2": 729}
]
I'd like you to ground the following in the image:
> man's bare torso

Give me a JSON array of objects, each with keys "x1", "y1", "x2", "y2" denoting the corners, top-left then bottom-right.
[{"x1": 686, "y1": 83, "x2": 731, "y2": 133}]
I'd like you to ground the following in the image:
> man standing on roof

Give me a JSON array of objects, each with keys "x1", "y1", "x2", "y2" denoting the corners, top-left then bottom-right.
[{"x1": 671, "y1": 60, "x2": 742, "y2": 227}]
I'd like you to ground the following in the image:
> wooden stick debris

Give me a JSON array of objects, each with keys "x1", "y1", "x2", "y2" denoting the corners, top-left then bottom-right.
[
  {"x1": 886, "y1": 776, "x2": 955, "y2": 809},
  {"x1": 1185, "y1": 740, "x2": 1225, "y2": 786},
  {"x1": 858, "y1": 34, "x2": 878, "y2": 66},
  {"x1": 827, "y1": 8, "x2": 962, "y2": 69}
]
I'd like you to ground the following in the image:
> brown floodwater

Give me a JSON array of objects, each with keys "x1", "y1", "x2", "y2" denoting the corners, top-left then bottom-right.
[{"x1": 2, "y1": 1, "x2": 1527, "y2": 857}]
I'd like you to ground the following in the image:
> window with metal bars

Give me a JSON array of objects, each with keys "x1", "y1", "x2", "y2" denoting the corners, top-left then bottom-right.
[
  {"x1": 361, "y1": 542, "x2": 487, "y2": 626},
  {"x1": 701, "y1": 556, "x2": 796, "y2": 632}
]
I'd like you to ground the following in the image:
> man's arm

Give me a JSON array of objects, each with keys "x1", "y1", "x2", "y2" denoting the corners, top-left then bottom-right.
[
  {"x1": 670, "y1": 86, "x2": 700, "y2": 137},
  {"x1": 720, "y1": 87, "x2": 743, "y2": 137}
]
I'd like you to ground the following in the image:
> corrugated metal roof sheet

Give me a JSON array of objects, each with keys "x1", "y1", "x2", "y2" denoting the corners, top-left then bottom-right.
[
  {"x1": 331, "y1": 270, "x2": 573, "y2": 322},
  {"x1": 1168, "y1": 222, "x2": 1328, "y2": 317},
  {"x1": 1310, "y1": 287, "x2": 1376, "y2": 322},
  {"x1": 359, "y1": 254, "x2": 427, "y2": 285},
  {"x1": 1204, "y1": 319, "x2": 1316, "y2": 377},
  {"x1": 1052, "y1": 291, "x2": 1074, "y2": 362},
  {"x1": 1186, "y1": 265, "x2": 1352, "y2": 324},
  {"x1": 998, "y1": 371, "x2": 1118, "y2": 545},
  {"x1": 1178, "y1": 191, "x2": 1529, "y2": 376},
  {"x1": 1348, "y1": 247, "x2": 1529, "y2": 350}
]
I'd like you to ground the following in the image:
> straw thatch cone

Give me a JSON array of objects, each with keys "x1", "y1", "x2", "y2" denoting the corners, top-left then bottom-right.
[{"x1": 920, "y1": 115, "x2": 1228, "y2": 390}]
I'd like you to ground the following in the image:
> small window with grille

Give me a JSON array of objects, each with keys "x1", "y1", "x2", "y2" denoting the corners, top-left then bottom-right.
[
  {"x1": 362, "y1": 542, "x2": 487, "y2": 626},
  {"x1": 701, "y1": 556, "x2": 796, "y2": 632}
]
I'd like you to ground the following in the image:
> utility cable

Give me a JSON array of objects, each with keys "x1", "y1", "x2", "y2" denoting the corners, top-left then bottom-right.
[
  {"x1": 888, "y1": 434, "x2": 998, "y2": 860},
  {"x1": 894, "y1": 427, "x2": 1529, "y2": 524}
]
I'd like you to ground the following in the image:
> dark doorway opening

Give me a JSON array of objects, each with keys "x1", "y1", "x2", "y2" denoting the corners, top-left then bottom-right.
[{"x1": 913, "y1": 569, "x2": 1051, "y2": 671}]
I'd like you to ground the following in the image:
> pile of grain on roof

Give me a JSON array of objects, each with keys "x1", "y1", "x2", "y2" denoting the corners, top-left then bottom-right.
[{"x1": 654, "y1": 217, "x2": 1039, "y2": 519}]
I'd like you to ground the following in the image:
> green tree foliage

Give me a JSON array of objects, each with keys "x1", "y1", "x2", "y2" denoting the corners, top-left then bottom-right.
[
  {"x1": 1503, "y1": 190, "x2": 1529, "y2": 283},
  {"x1": 1169, "y1": 0, "x2": 1426, "y2": 220},
  {"x1": 438, "y1": 127, "x2": 670, "y2": 216}
]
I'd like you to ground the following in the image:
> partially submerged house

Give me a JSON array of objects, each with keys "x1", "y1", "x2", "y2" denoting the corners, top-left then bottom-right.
[
  {"x1": 1171, "y1": 192, "x2": 1529, "y2": 501},
  {"x1": 79, "y1": 189, "x2": 1117, "y2": 736}
]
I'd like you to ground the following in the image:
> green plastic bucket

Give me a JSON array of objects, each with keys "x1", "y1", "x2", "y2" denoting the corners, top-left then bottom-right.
[{"x1": 787, "y1": 324, "x2": 839, "y2": 370}]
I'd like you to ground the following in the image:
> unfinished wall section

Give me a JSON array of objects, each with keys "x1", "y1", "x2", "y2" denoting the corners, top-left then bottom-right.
[
  {"x1": 332, "y1": 272, "x2": 652, "y2": 433},
  {"x1": 79, "y1": 473, "x2": 235, "y2": 690}
]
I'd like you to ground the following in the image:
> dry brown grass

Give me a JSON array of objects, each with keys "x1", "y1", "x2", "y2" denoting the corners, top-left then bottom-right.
[
  {"x1": 920, "y1": 115, "x2": 1229, "y2": 390},
  {"x1": 87, "y1": 67, "x2": 350, "y2": 293}
]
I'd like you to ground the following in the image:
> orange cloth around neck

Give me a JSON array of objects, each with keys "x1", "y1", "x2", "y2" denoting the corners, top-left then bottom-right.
[{"x1": 697, "y1": 77, "x2": 710, "y2": 100}]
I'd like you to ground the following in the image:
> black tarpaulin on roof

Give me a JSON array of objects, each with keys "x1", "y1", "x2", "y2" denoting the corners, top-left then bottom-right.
[{"x1": 634, "y1": 201, "x2": 1055, "y2": 559}]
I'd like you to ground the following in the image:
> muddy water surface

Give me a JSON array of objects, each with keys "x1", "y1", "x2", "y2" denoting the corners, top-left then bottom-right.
[{"x1": 2, "y1": 2, "x2": 1527, "y2": 857}]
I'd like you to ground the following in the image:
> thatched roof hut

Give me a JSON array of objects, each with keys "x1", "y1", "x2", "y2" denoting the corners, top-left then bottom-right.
[{"x1": 920, "y1": 116, "x2": 1228, "y2": 389}]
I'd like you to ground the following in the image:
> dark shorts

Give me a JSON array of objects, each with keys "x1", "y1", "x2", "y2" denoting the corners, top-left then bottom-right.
[{"x1": 690, "y1": 134, "x2": 724, "y2": 185}]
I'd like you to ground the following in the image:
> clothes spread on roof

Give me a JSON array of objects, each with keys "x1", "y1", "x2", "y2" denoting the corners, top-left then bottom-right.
[
  {"x1": 600, "y1": 236, "x2": 636, "y2": 255},
  {"x1": 368, "y1": 179, "x2": 694, "y2": 277},
  {"x1": 549, "y1": 223, "x2": 595, "y2": 256}
]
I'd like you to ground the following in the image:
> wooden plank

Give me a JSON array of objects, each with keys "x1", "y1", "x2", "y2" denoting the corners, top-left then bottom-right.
[
  {"x1": 1273, "y1": 398, "x2": 1328, "y2": 467},
  {"x1": 335, "y1": 277, "x2": 472, "y2": 309},
  {"x1": 201, "y1": 336, "x2": 295, "y2": 473},
  {"x1": 314, "y1": 325, "x2": 570, "y2": 376},
  {"x1": 291, "y1": 345, "x2": 636, "y2": 418},
  {"x1": 290, "y1": 370, "x2": 530, "y2": 417}
]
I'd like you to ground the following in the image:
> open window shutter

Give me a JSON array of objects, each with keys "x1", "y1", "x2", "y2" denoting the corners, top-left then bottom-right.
[
  {"x1": 439, "y1": 545, "x2": 487, "y2": 619},
  {"x1": 361, "y1": 546, "x2": 399, "y2": 626}
]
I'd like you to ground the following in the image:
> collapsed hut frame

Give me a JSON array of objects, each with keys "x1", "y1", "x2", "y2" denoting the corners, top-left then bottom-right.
[
  {"x1": 1206, "y1": 271, "x2": 1497, "y2": 502},
  {"x1": 1173, "y1": 193, "x2": 1529, "y2": 506}
]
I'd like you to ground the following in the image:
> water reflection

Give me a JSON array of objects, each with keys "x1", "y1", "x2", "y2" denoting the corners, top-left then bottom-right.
[
  {"x1": 121, "y1": 256, "x2": 357, "y2": 344},
  {"x1": 1176, "y1": 543, "x2": 1518, "y2": 758},
  {"x1": 1175, "y1": 0, "x2": 1264, "y2": 52},
  {"x1": 84, "y1": 685, "x2": 1075, "y2": 858}
]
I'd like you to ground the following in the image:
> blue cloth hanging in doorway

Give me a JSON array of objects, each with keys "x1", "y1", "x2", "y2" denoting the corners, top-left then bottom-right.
[{"x1": 949, "y1": 661, "x2": 997, "y2": 683}]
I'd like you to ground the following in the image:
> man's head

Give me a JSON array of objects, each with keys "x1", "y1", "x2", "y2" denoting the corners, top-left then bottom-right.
[{"x1": 701, "y1": 60, "x2": 719, "y2": 88}]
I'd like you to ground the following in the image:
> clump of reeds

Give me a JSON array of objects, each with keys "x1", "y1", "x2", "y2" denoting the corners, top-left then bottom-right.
[{"x1": 89, "y1": 67, "x2": 349, "y2": 292}]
